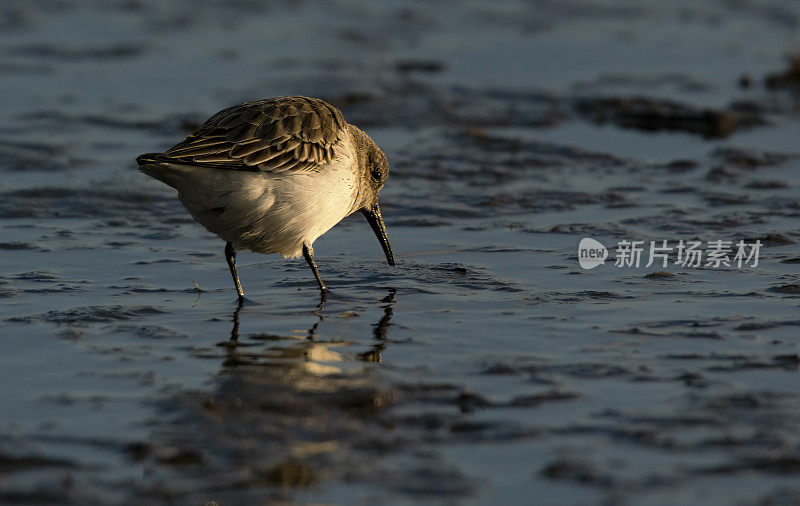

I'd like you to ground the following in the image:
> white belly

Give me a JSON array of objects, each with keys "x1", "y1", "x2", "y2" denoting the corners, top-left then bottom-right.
[
  {"x1": 240, "y1": 163, "x2": 360, "y2": 256},
  {"x1": 161, "y1": 137, "x2": 359, "y2": 258}
]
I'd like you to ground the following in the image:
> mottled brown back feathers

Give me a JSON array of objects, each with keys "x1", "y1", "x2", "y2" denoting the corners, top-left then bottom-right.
[{"x1": 151, "y1": 96, "x2": 347, "y2": 173}]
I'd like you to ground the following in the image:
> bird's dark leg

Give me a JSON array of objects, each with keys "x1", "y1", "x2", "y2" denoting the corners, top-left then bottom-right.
[
  {"x1": 302, "y1": 243, "x2": 328, "y2": 293},
  {"x1": 225, "y1": 242, "x2": 245, "y2": 301}
]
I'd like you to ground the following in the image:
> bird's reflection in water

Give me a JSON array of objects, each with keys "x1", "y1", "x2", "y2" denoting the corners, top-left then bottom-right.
[
  {"x1": 161, "y1": 289, "x2": 403, "y2": 494},
  {"x1": 357, "y1": 288, "x2": 395, "y2": 363},
  {"x1": 223, "y1": 288, "x2": 396, "y2": 370}
]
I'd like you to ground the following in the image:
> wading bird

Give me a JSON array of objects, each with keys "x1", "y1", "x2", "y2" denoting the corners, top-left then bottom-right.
[{"x1": 137, "y1": 96, "x2": 395, "y2": 301}]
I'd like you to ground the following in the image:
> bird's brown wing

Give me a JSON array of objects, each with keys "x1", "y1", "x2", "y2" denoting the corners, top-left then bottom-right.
[{"x1": 155, "y1": 96, "x2": 347, "y2": 173}]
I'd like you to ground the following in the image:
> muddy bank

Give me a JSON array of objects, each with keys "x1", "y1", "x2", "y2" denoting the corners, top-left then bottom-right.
[{"x1": 2, "y1": 0, "x2": 800, "y2": 504}]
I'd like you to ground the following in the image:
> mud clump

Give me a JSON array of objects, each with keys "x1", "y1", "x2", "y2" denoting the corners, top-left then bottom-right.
[
  {"x1": 0, "y1": 140, "x2": 74, "y2": 172},
  {"x1": 541, "y1": 459, "x2": 613, "y2": 487},
  {"x1": 0, "y1": 242, "x2": 38, "y2": 250},
  {"x1": 744, "y1": 180, "x2": 788, "y2": 189},
  {"x1": 714, "y1": 147, "x2": 796, "y2": 169},
  {"x1": 574, "y1": 96, "x2": 764, "y2": 138},
  {"x1": 645, "y1": 271, "x2": 674, "y2": 278},
  {"x1": 507, "y1": 391, "x2": 579, "y2": 407},
  {"x1": 12, "y1": 43, "x2": 146, "y2": 61},
  {"x1": 395, "y1": 59, "x2": 445, "y2": 73},
  {"x1": 8, "y1": 305, "x2": 164, "y2": 325},
  {"x1": 0, "y1": 452, "x2": 76, "y2": 472},
  {"x1": 765, "y1": 54, "x2": 800, "y2": 89},
  {"x1": 744, "y1": 233, "x2": 794, "y2": 246},
  {"x1": 770, "y1": 284, "x2": 800, "y2": 295}
]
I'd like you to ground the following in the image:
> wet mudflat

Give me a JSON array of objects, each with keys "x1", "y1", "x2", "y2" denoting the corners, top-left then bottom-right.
[{"x1": 2, "y1": 0, "x2": 800, "y2": 504}]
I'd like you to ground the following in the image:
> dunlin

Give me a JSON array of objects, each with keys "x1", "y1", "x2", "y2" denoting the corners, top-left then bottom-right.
[{"x1": 137, "y1": 96, "x2": 395, "y2": 301}]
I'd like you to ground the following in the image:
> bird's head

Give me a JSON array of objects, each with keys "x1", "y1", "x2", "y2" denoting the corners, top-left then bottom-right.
[{"x1": 349, "y1": 125, "x2": 395, "y2": 267}]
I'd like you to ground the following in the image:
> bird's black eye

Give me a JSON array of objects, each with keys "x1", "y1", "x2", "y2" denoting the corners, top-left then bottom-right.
[{"x1": 370, "y1": 166, "x2": 382, "y2": 182}]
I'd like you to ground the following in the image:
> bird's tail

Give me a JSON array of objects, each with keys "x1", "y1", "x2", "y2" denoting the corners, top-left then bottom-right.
[
  {"x1": 136, "y1": 153, "x2": 163, "y2": 165},
  {"x1": 137, "y1": 154, "x2": 192, "y2": 191}
]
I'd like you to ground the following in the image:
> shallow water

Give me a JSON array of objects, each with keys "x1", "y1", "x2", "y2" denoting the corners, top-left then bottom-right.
[{"x1": 2, "y1": 0, "x2": 800, "y2": 504}]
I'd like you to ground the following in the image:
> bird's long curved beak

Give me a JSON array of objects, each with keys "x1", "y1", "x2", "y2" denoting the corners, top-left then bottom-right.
[{"x1": 361, "y1": 204, "x2": 395, "y2": 266}]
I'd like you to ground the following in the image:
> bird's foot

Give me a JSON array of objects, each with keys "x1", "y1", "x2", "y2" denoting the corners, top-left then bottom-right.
[{"x1": 235, "y1": 296, "x2": 260, "y2": 306}]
